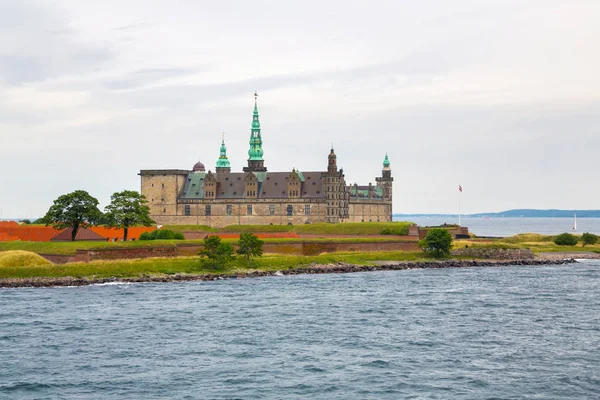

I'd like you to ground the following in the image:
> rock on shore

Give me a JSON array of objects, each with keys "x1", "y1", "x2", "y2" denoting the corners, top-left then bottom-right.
[{"x1": 0, "y1": 259, "x2": 578, "y2": 288}]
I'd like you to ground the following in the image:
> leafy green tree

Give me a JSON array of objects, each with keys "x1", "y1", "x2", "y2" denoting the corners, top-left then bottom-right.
[
  {"x1": 42, "y1": 190, "x2": 102, "y2": 241},
  {"x1": 419, "y1": 228, "x2": 453, "y2": 256},
  {"x1": 20, "y1": 219, "x2": 32, "y2": 225},
  {"x1": 104, "y1": 190, "x2": 155, "y2": 241},
  {"x1": 581, "y1": 232, "x2": 598, "y2": 247},
  {"x1": 237, "y1": 233, "x2": 264, "y2": 267},
  {"x1": 199, "y1": 235, "x2": 234, "y2": 268},
  {"x1": 554, "y1": 233, "x2": 578, "y2": 246}
]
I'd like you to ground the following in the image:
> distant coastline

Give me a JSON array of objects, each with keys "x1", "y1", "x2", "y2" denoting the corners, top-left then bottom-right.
[{"x1": 395, "y1": 209, "x2": 600, "y2": 218}]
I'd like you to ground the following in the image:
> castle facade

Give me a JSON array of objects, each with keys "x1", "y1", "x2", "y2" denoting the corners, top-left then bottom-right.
[{"x1": 139, "y1": 95, "x2": 393, "y2": 227}]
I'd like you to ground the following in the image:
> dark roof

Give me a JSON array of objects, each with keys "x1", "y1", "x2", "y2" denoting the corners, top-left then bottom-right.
[
  {"x1": 51, "y1": 228, "x2": 107, "y2": 242},
  {"x1": 179, "y1": 171, "x2": 326, "y2": 200},
  {"x1": 348, "y1": 185, "x2": 384, "y2": 199}
]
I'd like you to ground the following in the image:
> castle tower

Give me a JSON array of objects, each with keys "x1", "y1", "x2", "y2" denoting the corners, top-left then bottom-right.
[
  {"x1": 243, "y1": 92, "x2": 267, "y2": 172},
  {"x1": 215, "y1": 133, "x2": 231, "y2": 175},
  {"x1": 323, "y1": 147, "x2": 348, "y2": 223},
  {"x1": 376, "y1": 153, "x2": 393, "y2": 218}
]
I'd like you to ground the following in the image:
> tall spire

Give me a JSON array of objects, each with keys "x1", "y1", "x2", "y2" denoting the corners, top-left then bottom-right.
[
  {"x1": 248, "y1": 91, "x2": 263, "y2": 161},
  {"x1": 383, "y1": 153, "x2": 390, "y2": 169},
  {"x1": 244, "y1": 92, "x2": 267, "y2": 172},
  {"x1": 216, "y1": 132, "x2": 230, "y2": 169}
]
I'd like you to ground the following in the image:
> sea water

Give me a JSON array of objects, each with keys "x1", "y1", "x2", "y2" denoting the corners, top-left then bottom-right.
[
  {"x1": 395, "y1": 216, "x2": 600, "y2": 237},
  {"x1": 1, "y1": 262, "x2": 599, "y2": 399}
]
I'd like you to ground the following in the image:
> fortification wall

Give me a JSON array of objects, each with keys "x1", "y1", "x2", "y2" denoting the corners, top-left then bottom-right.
[{"x1": 451, "y1": 248, "x2": 535, "y2": 260}]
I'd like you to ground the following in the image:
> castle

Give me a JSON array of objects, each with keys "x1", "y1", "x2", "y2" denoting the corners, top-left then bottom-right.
[{"x1": 139, "y1": 94, "x2": 393, "y2": 227}]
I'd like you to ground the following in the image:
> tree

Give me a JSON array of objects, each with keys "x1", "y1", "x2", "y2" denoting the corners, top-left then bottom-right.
[
  {"x1": 42, "y1": 190, "x2": 102, "y2": 241},
  {"x1": 199, "y1": 235, "x2": 234, "y2": 268},
  {"x1": 20, "y1": 219, "x2": 32, "y2": 225},
  {"x1": 419, "y1": 228, "x2": 453, "y2": 256},
  {"x1": 237, "y1": 233, "x2": 264, "y2": 267},
  {"x1": 104, "y1": 190, "x2": 155, "y2": 241},
  {"x1": 581, "y1": 232, "x2": 598, "y2": 247},
  {"x1": 554, "y1": 233, "x2": 578, "y2": 246}
]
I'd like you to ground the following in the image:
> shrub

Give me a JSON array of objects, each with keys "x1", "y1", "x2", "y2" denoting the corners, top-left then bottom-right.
[
  {"x1": 581, "y1": 232, "x2": 598, "y2": 247},
  {"x1": 138, "y1": 229, "x2": 184, "y2": 241},
  {"x1": 554, "y1": 233, "x2": 578, "y2": 246},
  {"x1": 380, "y1": 226, "x2": 409, "y2": 235},
  {"x1": 419, "y1": 228, "x2": 453, "y2": 256}
]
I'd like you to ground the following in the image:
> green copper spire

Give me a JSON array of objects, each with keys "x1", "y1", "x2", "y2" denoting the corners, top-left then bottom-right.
[
  {"x1": 248, "y1": 91, "x2": 264, "y2": 161},
  {"x1": 383, "y1": 153, "x2": 390, "y2": 168},
  {"x1": 216, "y1": 133, "x2": 231, "y2": 168}
]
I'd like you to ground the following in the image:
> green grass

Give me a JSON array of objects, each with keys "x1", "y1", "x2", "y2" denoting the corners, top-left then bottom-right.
[
  {"x1": 0, "y1": 251, "x2": 53, "y2": 267},
  {"x1": 454, "y1": 233, "x2": 600, "y2": 254},
  {"x1": 0, "y1": 251, "x2": 433, "y2": 280},
  {"x1": 163, "y1": 225, "x2": 217, "y2": 232},
  {"x1": 0, "y1": 236, "x2": 416, "y2": 256},
  {"x1": 221, "y1": 221, "x2": 412, "y2": 235},
  {"x1": 0, "y1": 240, "x2": 180, "y2": 255}
]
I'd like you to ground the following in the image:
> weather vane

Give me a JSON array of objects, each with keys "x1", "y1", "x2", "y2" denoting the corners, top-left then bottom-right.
[{"x1": 254, "y1": 91, "x2": 258, "y2": 100}]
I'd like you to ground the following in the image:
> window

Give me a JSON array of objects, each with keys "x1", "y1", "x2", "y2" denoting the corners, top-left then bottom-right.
[
  {"x1": 269, "y1": 204, "x2": 276, "y2": 216},
  {"x1": 287, "y1": 205, "x2": 293, "y2": 216},
  {"x1": 163, "y1": 208, "x2": 166, "y2": 213},
  {"x1": 226, "y1": 204, "x2": 233, "y2": 216},
  {"x1": 205, "y1": 205, "x2": 211, "y2": 216},
  {"x1": 184, "y1": 205, "x2": 191, "y2": 216},
  {"x1": 247, "y1": 205, "x2": 252, "y2": 215},
  {"x1": 305, "y1": 204, "x2": 310, "y2": 215}
]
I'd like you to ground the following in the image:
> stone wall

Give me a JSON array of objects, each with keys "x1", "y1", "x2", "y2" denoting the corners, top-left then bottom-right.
[
  {"x1": 40, "y1": 246, "x2": 178, "y2": 264},
  {"x1": 347, "y1": 201, "x2": 392, "y2": 223},
  {"x1": 41, "y1": 241, "x2": 419, "y2": 264},
  {"x1": 178, "y1": 241, "x2": 420, "y2": 256},
  {"x1": 140, "y1": 170, "x2": 188, "y2": 219},
  {"x1": 148, "y1": 198, "x2": 392, "y2": 227},
  {"x1": 451, "y1": 248, "x2": 535, "y2": 260}
]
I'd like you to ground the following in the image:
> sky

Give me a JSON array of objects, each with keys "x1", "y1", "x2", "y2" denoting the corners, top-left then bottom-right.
[{"x1": 1, "y1": 0, "x2": 599, "y2": 218}]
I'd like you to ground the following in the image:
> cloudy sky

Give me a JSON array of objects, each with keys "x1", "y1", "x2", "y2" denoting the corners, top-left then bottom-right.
[{"x1": 1, "y1": 0, "x2": 599, "y2": 218}]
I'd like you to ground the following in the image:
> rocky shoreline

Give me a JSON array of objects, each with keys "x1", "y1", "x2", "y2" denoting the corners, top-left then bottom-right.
[{"x1": 0, "y1": 258, "x2": 578, "y2": 288}]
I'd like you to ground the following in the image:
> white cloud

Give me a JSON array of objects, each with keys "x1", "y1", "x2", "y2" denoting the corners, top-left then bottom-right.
[{"x1": 1, "y1": 0, "x2": 600, "y2": 217}]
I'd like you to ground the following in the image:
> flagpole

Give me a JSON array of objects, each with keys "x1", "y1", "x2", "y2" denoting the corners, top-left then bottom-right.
[{"x1": 458, "y1": 189, "x2": 461, "y2": 226}]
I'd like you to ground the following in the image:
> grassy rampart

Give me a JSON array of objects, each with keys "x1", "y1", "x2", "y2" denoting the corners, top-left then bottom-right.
[
  {"x1": 0, "y1": 236, "x2": 415, "y2": 256},
  {"x1": 454, "y1": 233, "x2": 600, "y2": 254},
  {"x1": 0, "y1": 251, "x2": 429, "y2": 280}
]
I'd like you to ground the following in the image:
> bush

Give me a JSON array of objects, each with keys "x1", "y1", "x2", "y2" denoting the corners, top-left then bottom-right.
[
  {"x1": 380, "y1": 226, "x2": 409, "y2": 235},
  {"x1": 138, "y1": 229, "x2": 184, "y2": 241},
  {"x1": 419, "y1": 228, "x2": 453, "y2": 256},
  {"x1": 554, "y1": 233, "x2": 578, "y2": 246},
  {"x1": 581, "y1": 232, "x2": 598, "y2": 247}
]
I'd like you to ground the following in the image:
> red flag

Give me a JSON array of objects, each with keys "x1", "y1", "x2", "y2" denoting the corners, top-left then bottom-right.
[{"x1": 459, "y1": 185, "x2": 462, "y2": 192}]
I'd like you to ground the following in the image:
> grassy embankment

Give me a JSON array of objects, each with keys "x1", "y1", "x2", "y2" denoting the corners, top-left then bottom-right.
[
  {"x1": 0, "y1": 251, "x2": 429, "y2": 280},
  {"x1": 165, "y1": 221, "x2": 412, "y2": 235},
  {"x1": 454, "y1": 233, "x2": 600, "y2": 254},
  {"x1": 0, "y1": 222, "x2": 414, "y2": 255}
]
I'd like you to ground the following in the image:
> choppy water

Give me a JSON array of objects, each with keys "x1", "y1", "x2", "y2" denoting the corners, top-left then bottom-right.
[
  {"x1": 1, "y1": 262, "x2": 600, "y2": 399},
  {"x1": 395, "y1": 217, "x2": 600, "y2": 237}
]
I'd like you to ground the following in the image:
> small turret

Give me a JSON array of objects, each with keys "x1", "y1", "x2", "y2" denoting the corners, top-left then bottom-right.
[
  {"x1": 327, "y1": 147, "x2": 337, "y2": 174},
  {"x1": 216, "y1": 133, "x2": 231, "y2": 174},
  {"x1": 376, "y1": 153, "x2": 393, "y2": 204}
]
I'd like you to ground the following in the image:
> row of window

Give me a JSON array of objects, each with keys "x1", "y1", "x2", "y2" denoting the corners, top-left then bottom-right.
[{"x1": 183, "y1": 204, "x2": 312, "y2": 216}]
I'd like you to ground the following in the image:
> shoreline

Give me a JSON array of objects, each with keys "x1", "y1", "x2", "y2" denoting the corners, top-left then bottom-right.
[{"x1": 0, "y1": 258, "x2": 578, "y2": 288}]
